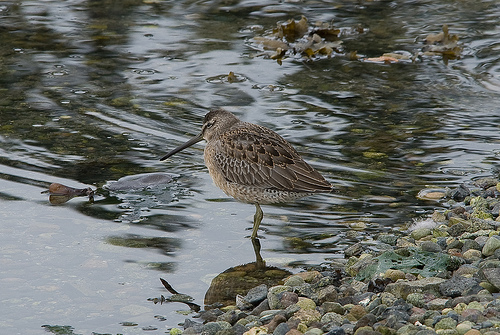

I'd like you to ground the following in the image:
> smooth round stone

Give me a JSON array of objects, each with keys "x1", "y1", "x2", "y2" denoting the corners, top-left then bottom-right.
[
  {"x1": 454, "y1": 303, "x2": 468, "y2": 314},
  {"x1": 296, "y1": 297, "x2": 317, "y2": 310},
  {"x1": 454, "y1": 264, "x2": 479, "y2": 277},
  {"x1": 427, "y1": 298, "x2": 449, "y2": 310},
  {"x1": 246, "y1": 284, "x2": 268, "y2": 305},
  {"x1": 280, "y1": 292, "x2": 299, "y2": 308},
  {"x1": 411, "y1": 228, "x2": 432, "y2": 240},
  {"x1": 482, "y1": 236, "x2": 500, "y2": 256},
  {"x1": 463, "y1": 330, "x2": 481, "y2": 335},
  {"x1": 348, "y1": 305, "x2": 366, "y2": 320},
  {"x1": 284, "y1": 276, "x2": 306, "y2": 287},
  {"x1": 462, "y1": 249, "x2": 482, "y2": 262},
  {"x1": 170, "y1": 328, "x2": 183, "y2": 335},
  {"x1": 273, "y1": 322, "x2": 290, "y2": 335},
  {"x1": 420, "y1": 241, "x2": 442, "y2": 253},
  {"x1": 322, "y1": 302, "x2": 346, "y2": 315},
  {"x1": 434, "y1": 317, "x2": 458, "y2": 330},
  {"x1": 383, "y1": 269, "x2": 406, "y2": 281},
  {"x1": 466, "y1": 301, "x2": 485, "y2": 312},
  {"x1": 456, "y1": 321, "x2": 473, "y2": 335},
  {"x1": 268, "y1": 285, "x2": 292, "y2": 309}
]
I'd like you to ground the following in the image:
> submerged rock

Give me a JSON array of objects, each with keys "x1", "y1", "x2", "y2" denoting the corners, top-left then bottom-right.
[{"x1": 105, "y1": 172, "x2": 175, "y2": 191}]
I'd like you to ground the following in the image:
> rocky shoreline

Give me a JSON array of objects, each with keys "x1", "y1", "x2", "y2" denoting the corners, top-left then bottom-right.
[{"x1": 172, "y1": 177, "x2": 500, "y2": 335}]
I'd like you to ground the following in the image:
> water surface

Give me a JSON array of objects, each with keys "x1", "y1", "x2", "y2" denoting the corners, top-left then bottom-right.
[{"x1": 1, "y1": 0, "x2": 500, "y2": 334}]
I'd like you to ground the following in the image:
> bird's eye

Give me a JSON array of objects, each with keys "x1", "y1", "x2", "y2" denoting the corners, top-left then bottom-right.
[{"x1": 206, "y1": 121, "x2": 215, "y2": 128}]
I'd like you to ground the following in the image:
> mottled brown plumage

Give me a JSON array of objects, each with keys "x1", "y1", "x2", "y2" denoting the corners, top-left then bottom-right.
[{"x1": 161, "y1": 108, "x2": 332, "y2": 238}]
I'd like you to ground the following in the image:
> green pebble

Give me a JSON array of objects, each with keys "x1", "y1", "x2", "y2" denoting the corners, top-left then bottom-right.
[
  {"x1": 482, "y1": 236, "x2": 500, "y2": 256},
  {"x1": 434, "y1": 317, "x2": 457, "y2": 330},
  {"x1": 170, "y1": 328, "x2": 183, "y2": 335},
  {"x1": 406, "y1": 293, "x2": 425, "y2": 308},
  {"x1": 466, "y1": 301, "x2": 485, "y2": 312},
  {"x1": 285, "y1": 275, "x2": 306, "y2": 287},
  {"x1": 410, "y1": 228, "x2": 432, "y2": 240},
  {"x1": 296, "y1": 298, "x2": 316, "y2": 310}
]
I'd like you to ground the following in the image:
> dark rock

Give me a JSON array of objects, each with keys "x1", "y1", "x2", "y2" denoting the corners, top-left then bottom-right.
[
  {"x1": 251, "y1": 299, "x2": 270, "y2": 316},
  {"x1": 325, "y1": 326, "x2": 345, "y2": 335},
  {"x1": 415, "y1": 330, "x2": 438, "y2": 335},
  {"x1": 202, "y1": 321, "x2": 231, "y2": 335},
  {"x1": 267, "y1": 314, "x2": 287, "y2": 333},
  {"x1": 286, "y1": 317, "x2": 300, "y2": 330},
  {"x1": 354, "y1": 313, "x2": 377, "y2": 331},
  {"x1": 494, "y1": 248, "x2": 500, "y2": 260},
  {"x1": 370, "y1": 304, "x2": 388, "y2": 317},
  {"x1": 183, "y1": 319, "x2": 203, "y2": 331},
  {"x1": 450, "y1": 184, "x2": 470, "y2": 201},
  {"x1": 380, "y1": 299, "x2": 412, "y2": 323},
  {"x1": 435, "y1": 237, "x2": 448, "y2": 250},
  {"x1": 217, "y1": 310, "x2": 241, "y2": 325},
  {"x1": 273, "y1": 322, "x2": 290, "y2": 335},
  {"x1": 245, "y1": 284, "x2": 268, "y2": 305},
  {"x1": 217, "y1": 328, "x2": 236, "y2": 335},
  {"x1": 280, "y1": 292, "x2": 299, "y2": 308},
  {"x1": 420, "y1": 241, "x2": 442, "y2": 253},
  {"x1": 353, "y1": 292, "x2": 375, "y2": 305},
  {"x1": 317, "y1": 286, "x2": 338, "y2": 305},
  {"x1": 294, "y1": 283, "x2": 314, "y2": 298},
  {"x1": 462, "y1": 308, "x2": 484, "y2": 323},
  {"x1": 491, "y1": 202, "x2": 500, "y2": 218},
  {"x1": 482, "y1": 268, "x2": 500, "y2": 290},
  {"x1": 473, "y1": 177, "x2": 498, "y2": 189},
  {"x1": 432, "y1": 312, "x2": 460, "y2": 326},
  {"x1": 233, "y1": 324, "x2": 248, "y2": 335},
  {"x1": 284, "y1": 304, "x2": 301, "y2": 319},
  {"x1": 447, "y1": 222, "x2": 467, "y2": 237},
  {"x1": 462, "y1": 239, "x2": 481, "y2": 252},
  {"x1": 322, "y1": 302, "x2": 346, "y2": 315},
  {"x1": 368, "y1": 278, "x2": 392, "y2": 293},
  {"x1": 439, "y1": 275, "x2": 481, "y2": 298},
  {"x1": 199, "y1": 309, "x2": 224, "y2": 322}
]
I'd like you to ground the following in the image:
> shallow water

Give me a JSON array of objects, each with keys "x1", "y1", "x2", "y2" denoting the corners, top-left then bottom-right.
[{"x1": 1, "y1": 0, "x2": 500, "y2": 333}]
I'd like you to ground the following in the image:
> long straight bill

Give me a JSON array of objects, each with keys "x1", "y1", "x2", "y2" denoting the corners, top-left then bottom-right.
[{"x1": 160, "y1": 131, "x2": 204, "y2": 161}]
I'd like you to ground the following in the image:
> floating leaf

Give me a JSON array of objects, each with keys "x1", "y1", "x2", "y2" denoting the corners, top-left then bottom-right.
[
  {"x1": 423, "y1": 24, "x2": 461, "y2": 59},
  {"x1": 249, "y1": 16, "x2": 347, "y2": 63},
  {"x1": 43, "y1": 183, "x2": 94, "y2": 204}
]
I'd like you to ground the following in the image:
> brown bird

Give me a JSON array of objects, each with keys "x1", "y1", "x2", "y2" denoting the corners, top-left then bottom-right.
[{"x1": 160, "y1": 109, "x2": 332, "y2": 239}]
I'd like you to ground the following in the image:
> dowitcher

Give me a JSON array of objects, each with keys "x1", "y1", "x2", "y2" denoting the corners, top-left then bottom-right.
[{"x1": 160, "y1": 109, "x2": 332, "y2": 239}]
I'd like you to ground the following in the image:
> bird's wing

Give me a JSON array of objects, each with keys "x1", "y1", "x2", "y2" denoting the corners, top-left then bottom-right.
[{"x1": 211, "y1": 123, "x2": 332, "y2": 193}]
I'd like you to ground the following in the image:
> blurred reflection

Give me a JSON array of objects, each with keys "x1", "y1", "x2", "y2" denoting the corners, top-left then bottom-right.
[
  {"x1": 152, "y1": 238, "x2": 292, "y2": 311},
  {"x1": 204, "y1": 239, "x2": 291, "y2": 308}
]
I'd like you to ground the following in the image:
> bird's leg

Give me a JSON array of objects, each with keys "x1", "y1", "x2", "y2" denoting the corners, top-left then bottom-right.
[
  {"x1": 251, "y1": 237, "x2": 265, "y2": 268},
  {"x1": 251, "y1": 203, "x2": 263, "y2": 239}
]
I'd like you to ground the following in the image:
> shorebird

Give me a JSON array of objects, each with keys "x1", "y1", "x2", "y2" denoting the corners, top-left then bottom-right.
[{"x1": 160, "y1": 109, "x2": 332, "y2": 239}]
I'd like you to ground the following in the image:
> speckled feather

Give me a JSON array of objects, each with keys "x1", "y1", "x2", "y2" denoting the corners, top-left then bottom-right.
[{"x1": 202, "y1": 109, "x2": 332, "y2": 204}]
